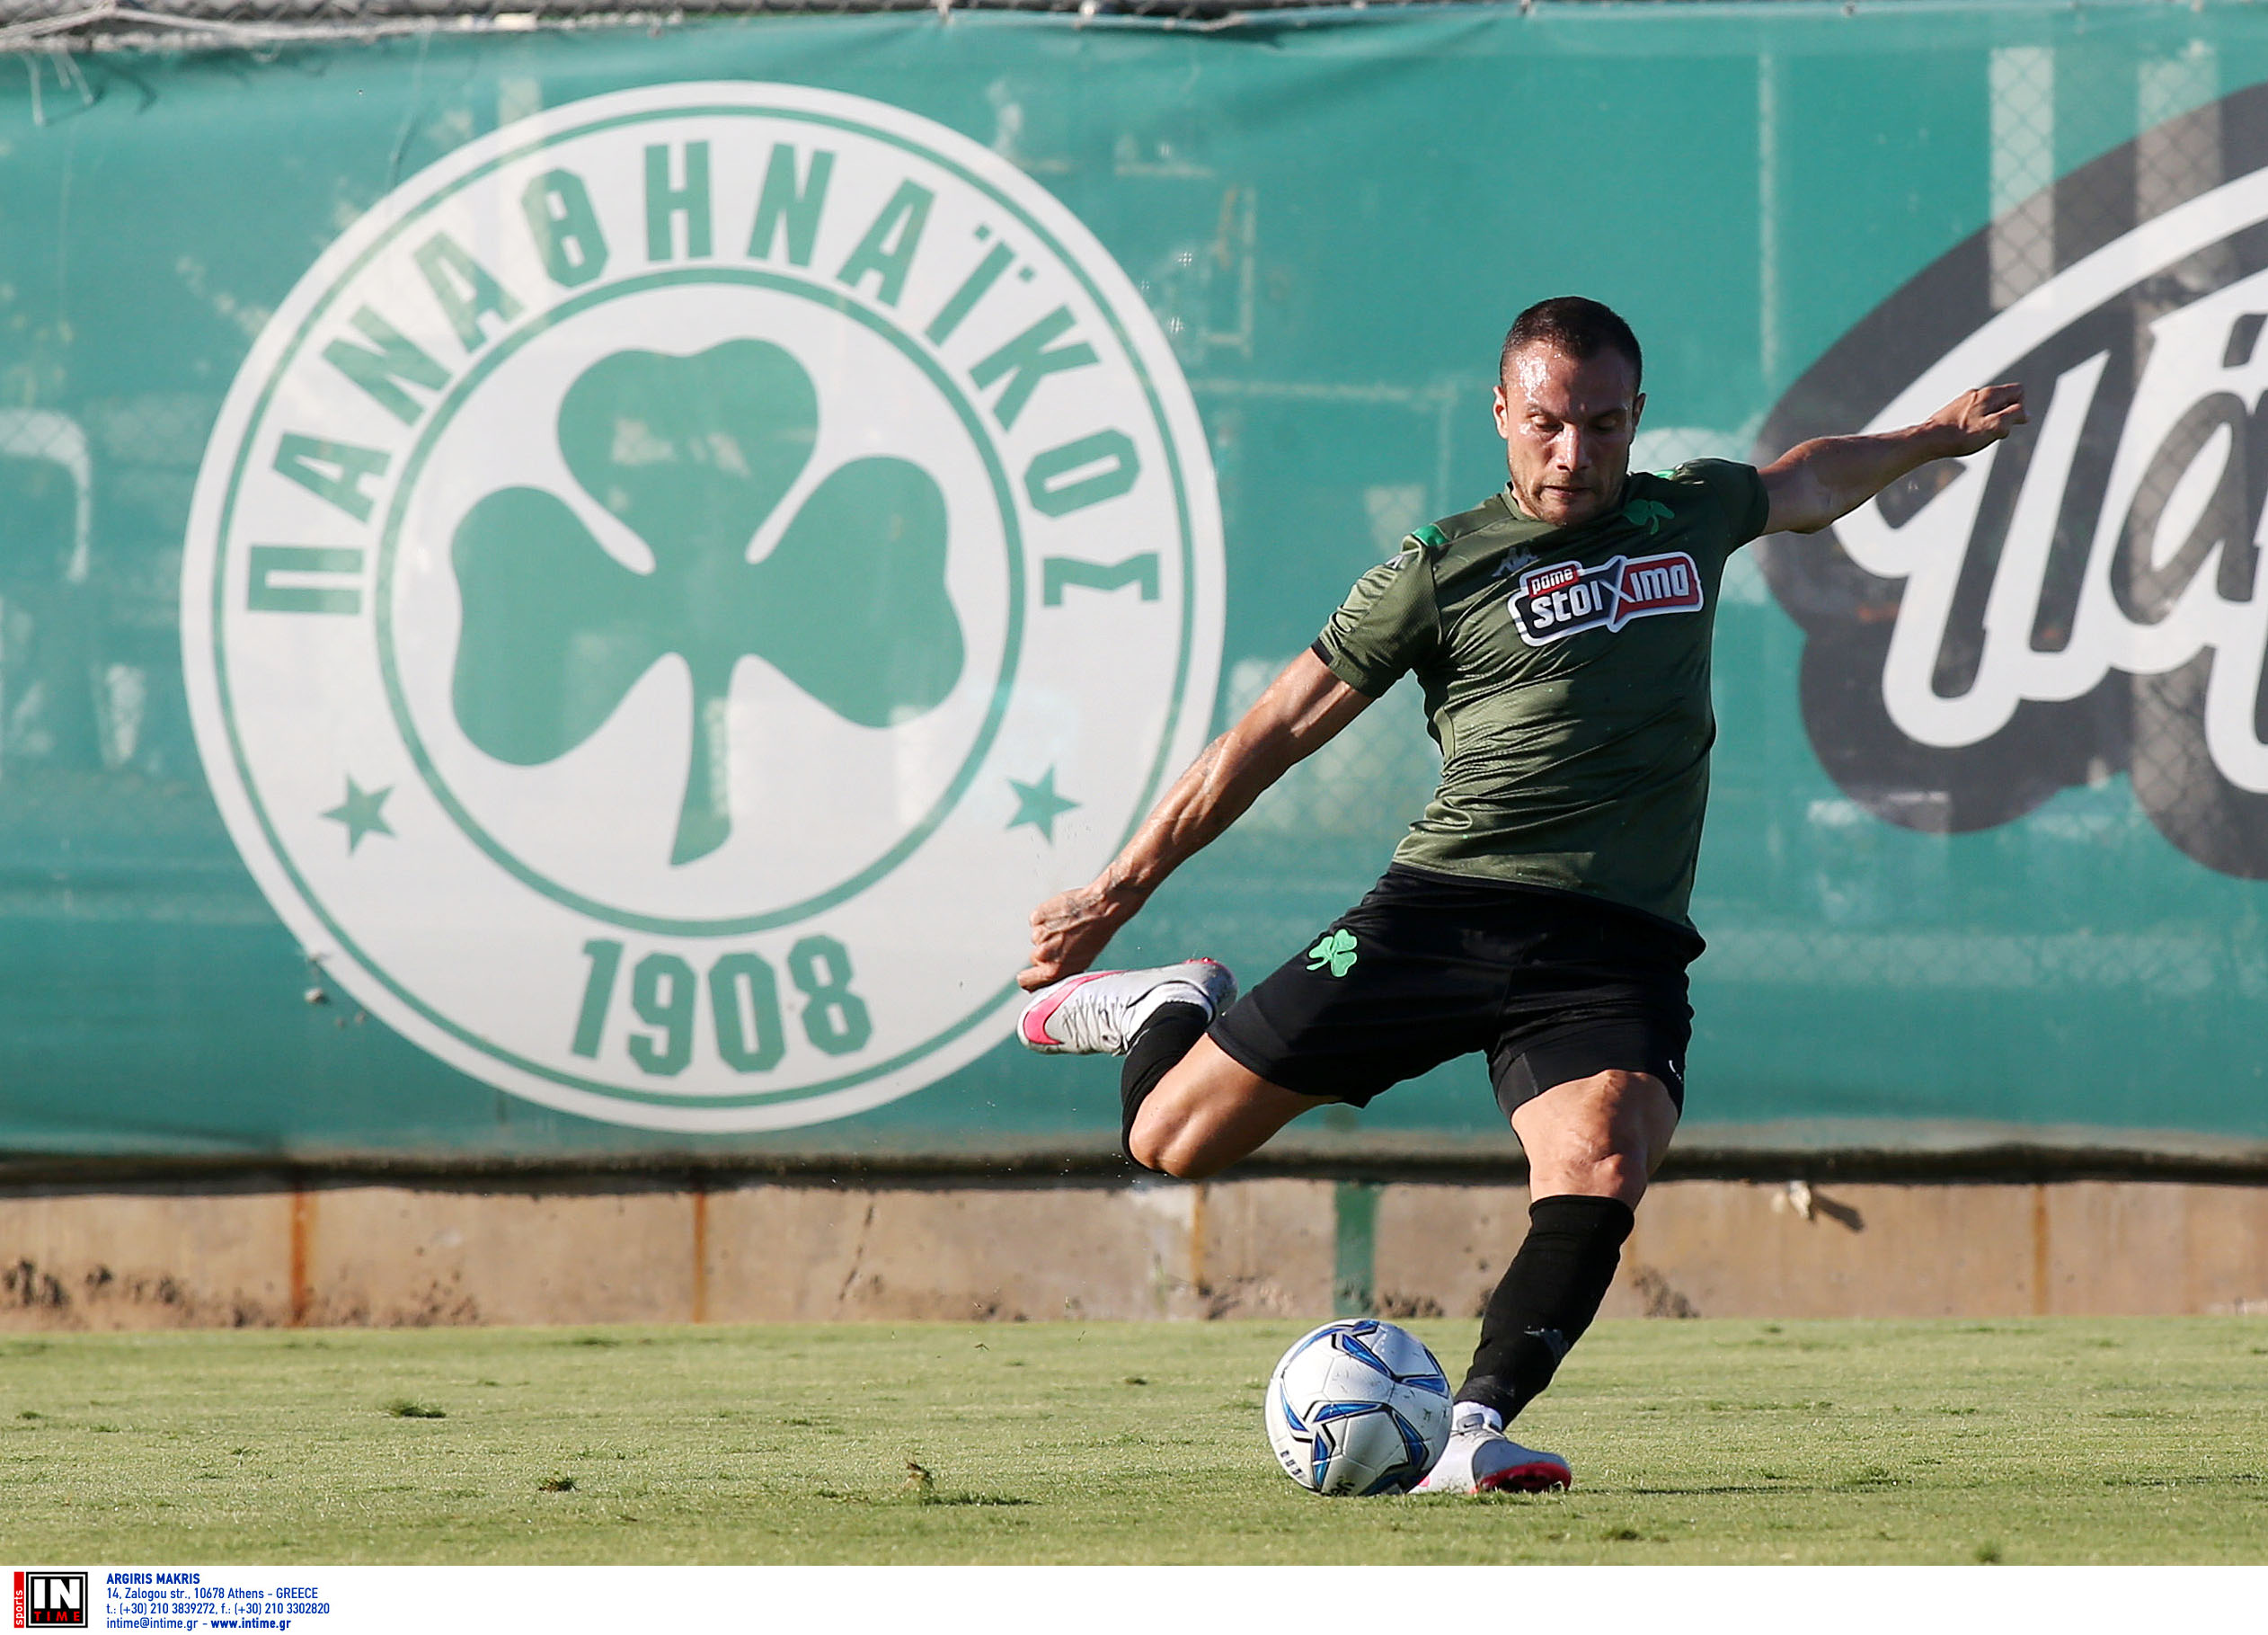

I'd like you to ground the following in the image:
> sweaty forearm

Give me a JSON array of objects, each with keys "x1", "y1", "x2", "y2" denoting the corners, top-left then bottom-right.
[
  {"x1": 1773, "y1": 422, "x2": 1962, "y2": 533},
  {"x1": 1024, "y1": 653, "x2": 1369, "y2": 982},
  {"x1": 1098, "y1": 724, "x2": 1298, "y2": 905}
]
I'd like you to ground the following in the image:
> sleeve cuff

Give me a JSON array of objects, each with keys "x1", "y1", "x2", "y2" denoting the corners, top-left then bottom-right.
[
  {"x1": 1311, "y1": 638, "x2": 1386, "y2": 698},
  {"x1": 1740, "y1": 466, "x2": 1771, "y2": 544}
]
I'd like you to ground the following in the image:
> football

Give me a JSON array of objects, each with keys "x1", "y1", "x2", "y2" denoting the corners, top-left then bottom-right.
[{"x1": 1264, "y1": 1318, "x2": 1454, "y2": 1496}]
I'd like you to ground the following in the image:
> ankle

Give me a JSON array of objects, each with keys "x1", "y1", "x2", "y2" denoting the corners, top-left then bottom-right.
[{"x1": 1451, "y1": 1400, "x2": 1505, "y2": 1436}]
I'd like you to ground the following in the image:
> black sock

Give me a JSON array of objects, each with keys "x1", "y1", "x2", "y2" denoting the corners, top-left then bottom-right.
[
  {"x1": 1119, "y1": 1001, "x2": 1209, "y2": 1167},
  {"x1": 1457, "y1": 1195, "x2": 1635, "y2": 1422}
]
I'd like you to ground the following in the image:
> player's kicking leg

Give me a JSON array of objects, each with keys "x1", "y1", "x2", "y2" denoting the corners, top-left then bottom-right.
[
  {"x1": 1019, "y1": 959, "x2": 1357, "y2": 1176},
  {"x1": 1413, "y1": 1067, "x2": 1678, "y2": 1494},
  {"x1": 1020, "y1": 959, "x2": 1303, "y2": 1173}
]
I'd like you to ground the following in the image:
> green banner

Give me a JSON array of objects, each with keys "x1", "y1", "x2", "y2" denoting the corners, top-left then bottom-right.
[{"x1": 5, "y1": 0, "x2": 2268, "y2": 1162}]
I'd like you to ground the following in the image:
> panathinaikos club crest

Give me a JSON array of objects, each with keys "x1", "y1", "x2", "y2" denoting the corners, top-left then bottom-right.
[{"x1": 182, "y1": 84, "x2": 1224, "y2": 1131}]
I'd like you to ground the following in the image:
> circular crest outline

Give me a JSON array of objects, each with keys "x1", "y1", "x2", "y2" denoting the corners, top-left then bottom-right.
[{"x1": 182, "y1": 81, "x2": 1225, "y2": 1132}]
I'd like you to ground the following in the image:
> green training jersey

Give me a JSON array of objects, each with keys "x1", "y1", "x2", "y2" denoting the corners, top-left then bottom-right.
[{"x1": 1311, "y1": 459, "x2": 1770, "y2": 929}]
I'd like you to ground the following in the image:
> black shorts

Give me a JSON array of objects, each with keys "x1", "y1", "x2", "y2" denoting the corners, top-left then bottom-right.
[{"x1": 1207, "y1": 866, "x2": 1703, "y2": 1118}]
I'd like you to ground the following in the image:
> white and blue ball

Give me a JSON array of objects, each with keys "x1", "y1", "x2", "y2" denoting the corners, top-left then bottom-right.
[{"x1": 1264, "y1": 1319, "x2": 1452, "y2": 1496}]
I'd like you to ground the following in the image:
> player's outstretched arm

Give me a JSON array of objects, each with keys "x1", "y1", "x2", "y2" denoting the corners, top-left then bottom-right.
[
  {"x1": 1018, "y1": 651, "x2": 1374, "y2": 991},
  {"x1": 1760, "y1": 383, "x2": 2027, "y2": 536}
]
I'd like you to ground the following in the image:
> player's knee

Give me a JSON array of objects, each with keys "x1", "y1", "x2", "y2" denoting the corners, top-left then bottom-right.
[
  {"x1": 1129, "y1": 1121, "x2": 1227, "y2": 1180},
  {"x1": 1125, "y1": 1123, "x2": 1170, "y2": 1175},
  {"x1": 1125, "y1": 1104, "x2": 1186, "y2": 1177},
  {"x1": 1127, "y1": 1101, "x2": 1236, "y2": 1178},
  {"x1": 1535, "y1": 1134, "x2": 1646, "y2": 1200},
  {"x1": 1574, "y1": 1150, "x2": 1652, "y2": 1202},
  {"x1": 1162, "y1": 1144, "x2": 1236, "y2": 1182},
  {"x1": 1523, "y1": 1070, "x2": 1667, "y2": 1201},
  {"x1": 1129, "y1": 1062, "x2": 1237, "y2": 1177}
]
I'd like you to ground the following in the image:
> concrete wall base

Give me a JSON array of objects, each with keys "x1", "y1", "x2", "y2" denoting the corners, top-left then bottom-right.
[{"x1": 4, "y1": 1176, "x2": 2266, "y2": 1330}]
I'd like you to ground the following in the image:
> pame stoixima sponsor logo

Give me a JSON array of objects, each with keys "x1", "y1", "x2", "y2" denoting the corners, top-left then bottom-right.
[
  {"x1": 182, "y1": 83, "x2": 1223, "y2": 1130},
  {"x1": 1758, "y1": 80, "x2": 2268, "y2": 878},
  {"x1": 13, "y1": 1572, "x2": 85, "y2": 1629},
  {"x1": 1507, "y1": 551, "x2": 1703, "y2": 646}
]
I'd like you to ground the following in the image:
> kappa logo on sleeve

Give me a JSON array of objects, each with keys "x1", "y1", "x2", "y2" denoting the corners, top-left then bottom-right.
[{"x1": 1507, "y1": 551, "x2": 1704, "y2": 645}]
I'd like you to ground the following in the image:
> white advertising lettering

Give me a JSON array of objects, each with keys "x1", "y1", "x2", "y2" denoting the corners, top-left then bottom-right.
[{"x1": 1756, "y1": 81, "x2": 2268, "y2": 880}]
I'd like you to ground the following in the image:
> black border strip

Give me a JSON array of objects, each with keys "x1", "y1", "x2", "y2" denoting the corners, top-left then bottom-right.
[{"x1": 7, "y1": 1135, "x2": 2268, "y2": 1189}]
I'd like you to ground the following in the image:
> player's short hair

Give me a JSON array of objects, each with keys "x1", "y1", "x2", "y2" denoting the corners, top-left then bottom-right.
[{"x1": 1500, "y1": 298, "x2": 1643, "y2": 393}]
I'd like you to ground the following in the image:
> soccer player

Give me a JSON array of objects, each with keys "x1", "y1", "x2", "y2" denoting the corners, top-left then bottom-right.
[{"x1": 1017, "y1": 297, "x2": 2024, "y2": 1493}]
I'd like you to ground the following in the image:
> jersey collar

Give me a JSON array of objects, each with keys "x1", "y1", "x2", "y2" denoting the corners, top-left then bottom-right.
[{"x1": 1498, "y1": 475, "x2": 1639, "y2": 532}]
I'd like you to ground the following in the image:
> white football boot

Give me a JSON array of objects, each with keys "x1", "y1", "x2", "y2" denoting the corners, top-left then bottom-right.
[
  {"x1": 1018, "y1": 959, "x2": 1237, "y2": 1055},
  {"x1": 1413, "y1": 1402, "x2": 1573, "y2": 1494}
]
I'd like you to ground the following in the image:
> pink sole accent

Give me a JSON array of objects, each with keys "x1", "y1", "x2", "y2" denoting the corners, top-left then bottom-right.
[
  {"x1": 1020, "y1": 971, "x2": 1108, "y2": 1047},
  {"x1": 1475, "y1": 1462, "x2": 1573, "y2": 1494}
]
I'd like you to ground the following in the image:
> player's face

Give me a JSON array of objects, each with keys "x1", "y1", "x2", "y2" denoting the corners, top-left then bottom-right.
[{"x1": 1493, "y1": 344, "x2": 1645, "y2": 528}]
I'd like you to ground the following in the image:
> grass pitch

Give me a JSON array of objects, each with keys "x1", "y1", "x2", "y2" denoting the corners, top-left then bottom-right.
[{"x1": 3, "y1": 1317, "x2": 2264, "y2": 1564}]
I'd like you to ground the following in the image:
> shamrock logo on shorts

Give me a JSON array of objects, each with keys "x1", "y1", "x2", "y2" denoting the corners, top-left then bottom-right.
[
  {"x1": 448, "y1": 339, "x2": 964, "y2": 865},
  {"x1": 1306, "y1": 928, "x2": 1360, "y2": 978}
]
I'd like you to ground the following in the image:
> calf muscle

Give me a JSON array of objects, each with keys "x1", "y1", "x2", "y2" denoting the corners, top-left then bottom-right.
[{"x1": 1127, "y1": 1038, "x2": 1322, "y2": 1178}]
